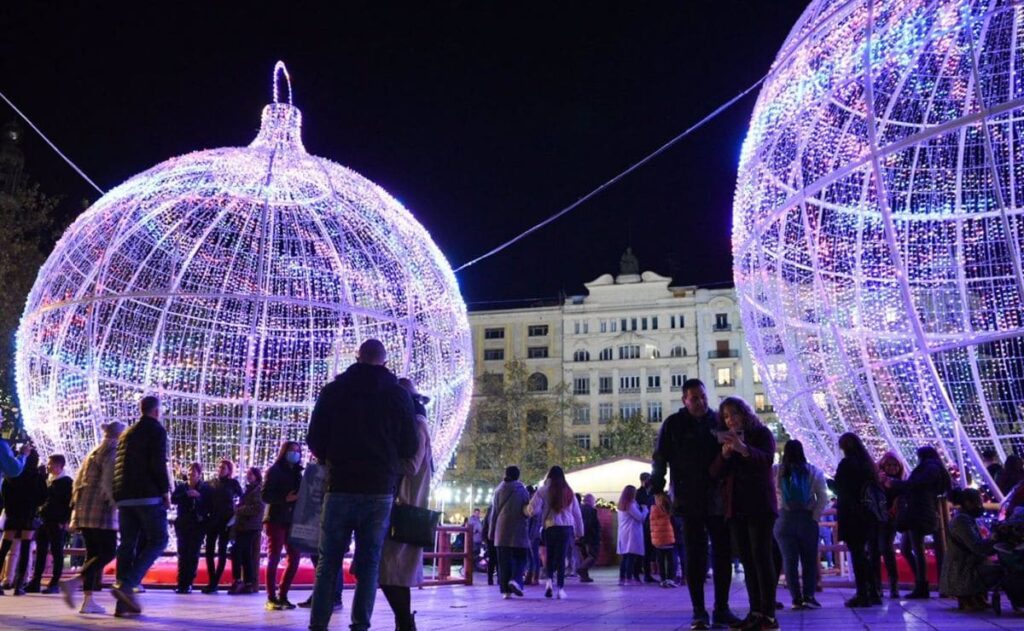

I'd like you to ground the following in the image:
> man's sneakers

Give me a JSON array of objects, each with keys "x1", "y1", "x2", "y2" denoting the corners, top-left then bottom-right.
[
  {"x1": 58, "y1": 577, "x2": 81, "y2": 609},
  {"x1": 556, "y1": 588, "x2": 568, "y2": 600},
  {"x1": 802, "y1": 597, "x2": 822, "y2": 609},
  {"x1": 110, "y1": 584, "x2": 141, "y2": 614},
  {"x1": 689, "y1": 610, "x2": 711, "y2": 630},
  {"x1": 508, "y1": 581, "x2": 524, "y2": 597},
  {"x1": 298, "y1": 594, "x2": 343, "y2": 610},
  {"x1": 544, "y1": 580, "x2": 553, "y2": 598}
]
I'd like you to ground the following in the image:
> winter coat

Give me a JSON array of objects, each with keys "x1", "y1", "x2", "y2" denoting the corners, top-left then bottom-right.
[
  {"x1": 172, "y1": 480, "x2": 212, "y2": 528},
  {"x1": 834, "y1": 457, "x2": 875, "y2": 542},
  {"x1": 379, "y1": 414, "x2": 433, "y2": 587},
  {"x1": 486, "y1": 480, "x2": 530, "y2": 549},
  {"x1": 526, "y1": 482, "x2": 585, "y2": 537},
  {"x1": 617, "y1": 500, "x2": 647, "y2": 555},
  {"x1": 234, "y1": 483, "x2": 264, "y2": 532},
  {"x1": 207, "y1": 476, "x2": 243, "y2": 525},
  {"x1": 652, "y1": 408, "x2": 726, "y2": 517},
  {"x1": 70, "y1": 438, "x2": 119, "y2": 531},
  {"x1": 40, "y1": 474, "x2": 73, "y2": 524},
  {"x1": 580, "y1": 503, "x2": 601, "y2": 546},
  {"x1": 113, "y1": 415, "x2": 170, "y2": 503},
  {"x1": 0, "y1": 467, "x2": 46, "y2": 531},
  {"x1": 709, "y1": 424, "x2": 777, "y2": 519},
  {"x1": 939, "y1": 512, "x2": 996, "y2": 597},
  {"x1": 650, "y1": 503, "x2": 675, "y2": 548},
  {"x1": 774, "y1": 463, "x2": 829, "y2": 521},
  {"x1": 891, "y1": 458, "x2": 951, "y2": 535},
  {"x1": 262, "y1": 460, "x2": 302, "y2": 525},
  {"x1": 307, "y1": 363, "x2": 417, "y2": 495}
]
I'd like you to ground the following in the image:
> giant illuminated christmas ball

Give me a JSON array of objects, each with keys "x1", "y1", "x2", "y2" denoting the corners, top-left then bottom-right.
[
  {"x1": 16, "y1": 63, "x2": 472, "y2": 485},
  {"x1": 734, "y1": 0, "x2": 1024, "y2": 481}
]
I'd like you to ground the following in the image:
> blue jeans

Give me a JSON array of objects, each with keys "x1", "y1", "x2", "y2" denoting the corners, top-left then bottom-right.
[
  {"x1": 116, "y1": 504, "x2": 169, "y2": 589},
  {"x1": 496, "y1": 546, "x2": 527, "y2": 593},
  {"x1": 774, "y1": 510, "x2": 819, "y2": 604},
  {"x1": 309, "y1": 493, "x2": 392, "y2": 631}
]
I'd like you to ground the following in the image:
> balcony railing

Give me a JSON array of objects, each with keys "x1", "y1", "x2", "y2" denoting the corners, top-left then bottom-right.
[
  {"x1": 670, "y1": 385, "x2": 682, "y2": 392},
  {"x1": 715, "y1": 379, "x2": 736, "y2": 387},
  {"x1": 619, "y1": 387, "x2": 640, "y2": 394},
  {"x1": 708, "y1": 350, "x2": 739, "y2": 359},
  {"x1": 757, "y1": 405, "x2": 776, "y2": 414},
  {"x1": 713, "y1": 323, "x2": 732, "y2": 331},
  {"x1": 647, "y1": 386, "x2": 661, "y2": 393}
]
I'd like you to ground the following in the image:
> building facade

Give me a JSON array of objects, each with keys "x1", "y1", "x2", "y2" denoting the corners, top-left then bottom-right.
[{"x1": 456, "y1": 255, "x2": 778, "y2": 475}]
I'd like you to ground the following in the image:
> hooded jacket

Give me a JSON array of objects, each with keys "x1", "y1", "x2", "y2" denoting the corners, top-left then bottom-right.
[{"x1": 307, "y1": 363, "x2": 417, "y2": 495}]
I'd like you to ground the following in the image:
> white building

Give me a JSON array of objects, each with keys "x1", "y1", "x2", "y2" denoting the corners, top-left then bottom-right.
[{"x1": 457, "y1": 252, "x2": 777, "y2": 471}]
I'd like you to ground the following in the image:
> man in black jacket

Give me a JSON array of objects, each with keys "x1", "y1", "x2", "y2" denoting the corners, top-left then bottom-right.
[
  {"x1": 110, "y1": 396, "x2": 171, "y2": 616},
  {"x1": 651, "y1": 379, "x2": 740, "y2": 630},
  {"x1": 25, "y1": 454, "x2": 73, "y2": 593},
  {"x1": 577, "y1": 494, "x2": 601, "y2": 583},
  {"x1": 306, "y1": 339, "x2": 417, "y2": 631}
]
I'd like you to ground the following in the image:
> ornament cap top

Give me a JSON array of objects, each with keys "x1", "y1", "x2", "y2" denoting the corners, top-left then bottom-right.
[
  {"x1": 250, "y1": 61, "x2": 304, "y2": 152},
  {"x1": 272, "y1": 61, "x2": 293, "y2": 105}
]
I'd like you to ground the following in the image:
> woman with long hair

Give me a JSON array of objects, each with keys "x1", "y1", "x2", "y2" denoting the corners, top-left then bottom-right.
[
  {"x1": 616, "y1": 484, "x2": 648, "y2": 585},
  {"x1": 526, "y1": 465, "x2": 584, "y2": 599},
  {"x1": 890, "y1": 445, "x2": 952, "y2": 599},
  {"x1": 60, "y1": 421, "x2": 126, "y2": 613},
  {"x1": 0, "y1": 449, "x2": 45, "y2": 595},
  {"x1": 835, "y1": 432, "x2": 882, "y2": 607},
  {"x1": 228, "y1": 466, "x2": 263, "y2": 595},
  {"x1": 709, "y1": 396, "x2": 778, "y2": 630},
  {"x1": 877, "y1": 451, "x2": 907, "y2": 598},
  {"x1": 262, "y1": 440, "x2": 303, "y2": 610},
  {"x1": 773, "y1": 439, "x2": 828, "y2": 610}
]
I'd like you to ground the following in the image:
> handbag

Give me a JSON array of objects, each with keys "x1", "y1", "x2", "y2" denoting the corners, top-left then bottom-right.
[{"x1": 389, "y1": 500, "x2": 441, "y2": 548}]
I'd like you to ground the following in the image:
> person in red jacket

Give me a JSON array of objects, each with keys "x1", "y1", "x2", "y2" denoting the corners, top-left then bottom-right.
[{"x1": 710, "y1": 396, "x2": 778, "y2": 631}]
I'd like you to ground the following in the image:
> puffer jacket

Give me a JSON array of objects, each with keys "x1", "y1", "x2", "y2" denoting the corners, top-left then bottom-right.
[
  {"x1": 650, "y1": 502, "x2": 675, "y2": 548},
  {"x1": 113, "y1": 415, "x2": 170, "y2": 503}
]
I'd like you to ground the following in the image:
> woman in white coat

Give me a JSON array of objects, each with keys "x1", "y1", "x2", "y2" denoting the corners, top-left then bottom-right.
[
  {"x1": 526, "y1": 465, "x2": 584, "y2": 600},
  {"x1": 379, "y1": 380, "x2": 434, "y2": 631},
  {"x1": 617, "y1": 484, "x2": 648, "y2": 585}
]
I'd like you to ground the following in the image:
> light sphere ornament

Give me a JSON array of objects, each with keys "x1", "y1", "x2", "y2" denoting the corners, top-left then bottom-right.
[
  {"x1": 734, "y1": 0, "x2": 1024, "y2": 486},
  {"x1": 16, "y1": 63, "x2": 473, "y2": 486}
]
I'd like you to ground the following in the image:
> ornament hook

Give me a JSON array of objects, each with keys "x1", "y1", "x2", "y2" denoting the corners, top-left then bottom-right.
[{"x1": 272, "y1": 61, "x2": 293, "y2": 106}]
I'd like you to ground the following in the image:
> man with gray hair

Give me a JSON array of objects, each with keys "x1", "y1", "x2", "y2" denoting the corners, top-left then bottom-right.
[{"x1": 307, "y1": 339, "x2": 417, "y2": 631}]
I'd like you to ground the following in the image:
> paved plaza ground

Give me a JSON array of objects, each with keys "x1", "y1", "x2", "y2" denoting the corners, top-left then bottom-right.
[{"x1": 0, "y1": 569, "x2": 1020, "y2": 630}]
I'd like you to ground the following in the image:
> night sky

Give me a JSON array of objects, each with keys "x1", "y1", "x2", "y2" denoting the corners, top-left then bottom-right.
[{"x1": 0, "y1": 1, "x2": 809, "y2": 306}]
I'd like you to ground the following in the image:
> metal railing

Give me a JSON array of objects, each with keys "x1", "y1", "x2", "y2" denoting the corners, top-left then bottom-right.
[{"x1": 707, "y1": 349, "x2": 739, "y2": 358}]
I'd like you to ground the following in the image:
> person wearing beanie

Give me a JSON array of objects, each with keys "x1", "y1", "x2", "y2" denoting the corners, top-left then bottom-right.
[
  {"x1": 59, "y1": 421, "x2": 126, "y2": 614},
  {"x1": 487, "y1": 465, "x2": 531, "y2": 599}
]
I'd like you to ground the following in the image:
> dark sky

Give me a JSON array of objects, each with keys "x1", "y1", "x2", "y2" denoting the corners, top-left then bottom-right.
[{"x1": 0, "y1": 1, "x2": 808, "y2": 306}]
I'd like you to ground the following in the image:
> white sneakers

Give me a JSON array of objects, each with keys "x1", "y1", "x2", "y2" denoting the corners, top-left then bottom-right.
[
  {"x1": 502, "y1": 593, "x2": 511, "y2": 600},
  {"x1": 557, "y1": 588, "x2": 568, "y2": 600},
  {"x1": 79, "y1": 595, "x2": 106, "y2": 615}
]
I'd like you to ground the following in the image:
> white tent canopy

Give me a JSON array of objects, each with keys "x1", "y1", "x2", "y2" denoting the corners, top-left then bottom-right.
[{"x1": 563, "y1": 457, "x2": 653, "y2": 503}]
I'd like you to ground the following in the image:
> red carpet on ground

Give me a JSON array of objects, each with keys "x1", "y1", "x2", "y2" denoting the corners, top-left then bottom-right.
[{"x1": 100, "y1": 557, "x2": 356, "y2": 587}]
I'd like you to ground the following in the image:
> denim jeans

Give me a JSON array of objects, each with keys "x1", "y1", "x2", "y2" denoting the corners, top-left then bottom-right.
[
  {"x1": 309, "y1": 493, "x2": 392, "y2": 631},
  {"x1": 774, "y1": 510, "x2": 818, "y2": 604},
  {"x1": 116, "y1": 504, "x2": 169, "y2": 589},
  {"x1": 543, "y1": 526, "x2": 573, "y2": 588},
  {"x1": 496, "y1": 546, "x2": 527, "y2": 593}
]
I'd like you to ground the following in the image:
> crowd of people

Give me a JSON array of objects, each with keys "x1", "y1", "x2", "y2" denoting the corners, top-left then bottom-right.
[{"x1": 2, "y1": 348, "x2": 1024, "y2": 630}]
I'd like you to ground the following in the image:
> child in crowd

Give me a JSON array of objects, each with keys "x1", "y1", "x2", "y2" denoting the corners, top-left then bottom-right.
[
  {"x1": 617, "y1": 484, "x2": 648, "y2": 586},
  {"x1": 650, "y1": 492, "x2": 678, "y2": 588}
]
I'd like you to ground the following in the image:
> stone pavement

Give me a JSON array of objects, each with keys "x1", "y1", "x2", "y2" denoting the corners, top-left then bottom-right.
[{"x1": 0, "y1": 569, "x2": 1020, "y2": 630}]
